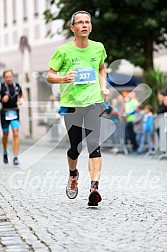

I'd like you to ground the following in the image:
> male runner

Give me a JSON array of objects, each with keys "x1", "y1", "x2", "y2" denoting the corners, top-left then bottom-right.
[
  {"x1": 0, "y1": 69, "x2": 24, "y2": 165},
  {"x1": 47, "y1": 11, "x2": 109, "y2": 206}
]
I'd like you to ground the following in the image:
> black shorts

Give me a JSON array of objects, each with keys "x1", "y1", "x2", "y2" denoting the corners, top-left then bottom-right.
[{"x1": 1, "y1": 108, "x2": 19, "y2": 131}]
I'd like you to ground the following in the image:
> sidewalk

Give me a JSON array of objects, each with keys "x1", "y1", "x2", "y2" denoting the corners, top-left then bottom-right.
[{"x1": 0, "y1": 143, "x2": 167, "y2": 252}]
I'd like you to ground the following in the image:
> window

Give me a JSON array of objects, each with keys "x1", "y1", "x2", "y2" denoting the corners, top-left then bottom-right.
[
  {"x1": 4, "y1": 0, "x2": 7, "y2": 27},
  {"x1": 4, "y1": 34, "x2": 8, "y2": 46},
  {"x1": 13, "y1": 0, "x2": 16, "y2": 24},
  {"x1": 13, "y1": 31, "x2": 18, "y2": 44},
  {"x1": 34, "y1": 0, "x2": 39, "y2": 17},
  {"x1": 45, "y1": 0, "x2": 49, "y2": 9},
  {"x1": 34, "y1": 25, "x2": 40, "y2": 40},
  {"x1": 23, "y1": 28, "x2": 29, "y2": 37},
  {"x1": 23, "y1": 0, "x2": 28, "y2": 21}
]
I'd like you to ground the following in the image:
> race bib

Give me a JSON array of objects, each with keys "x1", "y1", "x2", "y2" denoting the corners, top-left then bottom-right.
[
  {"x1": 5, "y1": 110, "x2": 18, "y2": 120},
  {"x1": 74, "y1": 68, "x2": 96, "y2": 84}
]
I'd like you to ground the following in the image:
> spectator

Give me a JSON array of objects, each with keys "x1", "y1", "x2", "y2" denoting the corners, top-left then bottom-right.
[
  {"x1": 163, "y1": 92, "x2": 167, "y2": 106},
  {"x1": 117, "y1": 94, "x2": 125, "y2": 116},
  {"x1": 125, "y1": 91, "x2": 139, "y2": 152},
  {"x1": 157, "y1": 91, "x2": 167, "y2": 114},
  {"x1": 133, "y1": 105, "x2": 145, "y2": 147},
  {"x1": 137, "y1": 105, "x2": 153, "y2": 154},
  {"x1": 156, "y1": 91, "x2": 167, "y2": 146}
]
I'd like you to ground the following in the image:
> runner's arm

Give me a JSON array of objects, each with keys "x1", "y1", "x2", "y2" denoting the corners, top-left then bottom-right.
[
  {"x1": 17, "y1": 86, "x2": 24, "y2": 105},
  {"x1": 47, "y1": 68, "x2": 76, "y2": 84},
  {"x1": 18, "y1": 94, "x2": 24, "y2": 105},
  {"x1": 99, "y1": 64, "x2": 110, "y2": 99},
  {"x1": 0, "y1": 84, "x2": 8, "y2": 102}
]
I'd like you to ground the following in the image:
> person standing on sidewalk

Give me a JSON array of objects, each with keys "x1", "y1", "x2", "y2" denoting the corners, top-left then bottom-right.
[
  {"x1": 125, "y1": 91, "x2": 139, "y2": 153},
  {"x1": 47, "y1": 10, "x2": 110, "y2": 206},
  {"x1": 133, "y1": 105, "x2": 145, "y2": 148},
  {"x1": 157, "y1": 91, "x2": 167, "y2": 114},
  {"x1": 0, "y1": 69, "x2": 24, "y2": 165},
  {"x1": 137, "y1": 105, "x2": 153, "y2": 154}
]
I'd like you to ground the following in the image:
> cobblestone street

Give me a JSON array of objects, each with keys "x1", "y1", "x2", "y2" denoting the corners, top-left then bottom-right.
[{"x1": 0, "y1": 142, "x2": 167, "y2": 252}]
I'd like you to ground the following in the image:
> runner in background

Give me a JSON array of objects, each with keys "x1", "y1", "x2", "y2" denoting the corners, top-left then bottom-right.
[{"x1": 0, "y1": 69, "x2": 24, "y2": 165}]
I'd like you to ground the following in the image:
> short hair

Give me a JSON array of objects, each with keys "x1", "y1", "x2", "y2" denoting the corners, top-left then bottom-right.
[
  {"x1": 145, "y1": 104, "x2": 152, "y2": 111},
  {"x1": 165, "y1": 88, "x2": 167, "y2": 96},
  {"x1": 70, "y1": 11, "x2": 91, "y2": 25},
  {"x1": 138, "y1": 105, "x2": 143, "y2": 110},
  {"x1": 3, "y1": 69, "x2": 13, "y2": 78},
  {"x1": 158, "y1": 91, "x2": 166, "y2": 96}
]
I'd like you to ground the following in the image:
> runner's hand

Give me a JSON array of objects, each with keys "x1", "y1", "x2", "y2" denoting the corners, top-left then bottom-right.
[
  {"x1": 2, "y1": 95, "x2": 9, "y2": 103},
  {"x1": 63, "y1": 70, "x2": 77, "y2": 83},
  {"x1": 102, "y1": 89, "x2": 110, "y2": 100},
  {"x1": 17, "y1": 97, "x2": 24, "y2": 106}
]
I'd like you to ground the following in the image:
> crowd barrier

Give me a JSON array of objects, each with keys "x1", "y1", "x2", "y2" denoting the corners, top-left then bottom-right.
[
  {"x1": 44, "y1": 112, "x2": 167, "y2": 160},
  {"x1": 44, "y1": 113, "x2": 128, "y2": 153},
  {"x1": 101, "y1": 114, "x2": 128, "y2": 154},
  {"x1": 153, "y1": 113, "x2": 167, "y2": 160},
  {"x1": 101, "y1": 113, "x2": 167, "y2": 159},
  {"x1": 44, "y1": 115, "x2": 65, "y2": 142}
]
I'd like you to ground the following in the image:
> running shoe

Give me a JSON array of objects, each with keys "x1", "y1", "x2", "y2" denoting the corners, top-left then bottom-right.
[
  {"x1": 66, "y1": 170, "x2": 79, "y2": 199},
  {"x1": 88, "y1": 186, "x2": 102, "y2": 206},
  {"x1": 13, "y1": 157, "x2": 19, "y2": 166},
  {"x1": 3, "y1": 154, "x2": 8, "y2": 164}
]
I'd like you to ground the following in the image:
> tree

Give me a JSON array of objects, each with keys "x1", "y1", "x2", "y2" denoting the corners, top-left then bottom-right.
[
  {"x1": 144, "y1": 68, "x2": 166, "y2": 112},
  {"x1": 44, "y1": 0, "x2": 167, "y2": 71}
]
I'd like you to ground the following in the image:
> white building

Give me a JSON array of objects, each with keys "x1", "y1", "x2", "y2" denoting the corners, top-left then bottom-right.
[
  {"x1": 0, "y1": 1, "x2": 166, "y2": 140},
  {"x1": 154, "y1": 47, "x2": 167, "y2": 74},
  {"x1": 0, "y1": 0, "x2": 67, "y2": 139}
]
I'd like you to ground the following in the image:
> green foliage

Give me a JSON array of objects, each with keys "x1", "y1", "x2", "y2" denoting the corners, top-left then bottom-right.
[
  {"x1": 43, "y1": 0, "x2": 167, "y2": 71},
  {"x1": 144, "y1": 68, "x2": 166, "y2": 112}
]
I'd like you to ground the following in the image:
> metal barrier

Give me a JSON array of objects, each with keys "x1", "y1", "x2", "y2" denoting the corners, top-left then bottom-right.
[
  {"x1": 101, "y1": 114, "x2": 128, "y2": 154},
  {"x1": 42, "y1": 112, "x2": 167, "y2": 158},
  {"x1": 44, "y1": 114, "x2": 66, "y2": 142},
  {"x1": 94, "y1": 112, "x2": 167, "y2": 159},
  {"x1": 153, "y1": 113, "x2": 167, "y2": 160}
]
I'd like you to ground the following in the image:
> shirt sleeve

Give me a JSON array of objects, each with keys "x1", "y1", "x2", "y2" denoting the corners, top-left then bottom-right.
[
  {"x1": 100, "y1": 44, "x2": 107, "y2": 66},
  {"x1": 18, "y1": 84, "x2": 23, "y2": 95},
  {"x1": 0, "y1": 84, "x2": 7, "y2": 98},
  {"x1": 48, "y1": 49, "x2": 65, "y2": 71}
]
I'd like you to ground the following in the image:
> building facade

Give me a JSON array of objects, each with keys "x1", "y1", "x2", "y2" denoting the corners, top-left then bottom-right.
[
  {"x1": 0, "y1": 0, "x2": 67, "y2": 139},
  {"x1": 0, "y1": 1, "x2": 166, "y2": 140}
]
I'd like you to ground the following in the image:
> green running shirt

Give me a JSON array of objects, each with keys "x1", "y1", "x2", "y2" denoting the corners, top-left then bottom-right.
[
  {"x1": 48, "y1": 40, "x2": 107, "y2": 107},
  {"x1": 125, "y1": 99, "x2": 139, "y2": 122}
]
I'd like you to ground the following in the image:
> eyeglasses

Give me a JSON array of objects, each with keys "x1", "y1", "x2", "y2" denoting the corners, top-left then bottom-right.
[
  {"x1": 71, "y1": 11, "x2": 91, "y2": 25},
  {"x1": 73, "y1": 20, "x2": 91, "y2": 26}
]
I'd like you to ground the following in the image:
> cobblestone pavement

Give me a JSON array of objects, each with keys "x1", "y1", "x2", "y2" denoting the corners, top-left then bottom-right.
[{"x1": 0, "y1": 142, "x2": 167, "y2": 252}]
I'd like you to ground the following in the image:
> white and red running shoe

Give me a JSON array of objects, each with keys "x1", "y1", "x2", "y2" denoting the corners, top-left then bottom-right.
[{"x1": 66, "y1": 170, "x2": 79, "y2": 199}]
